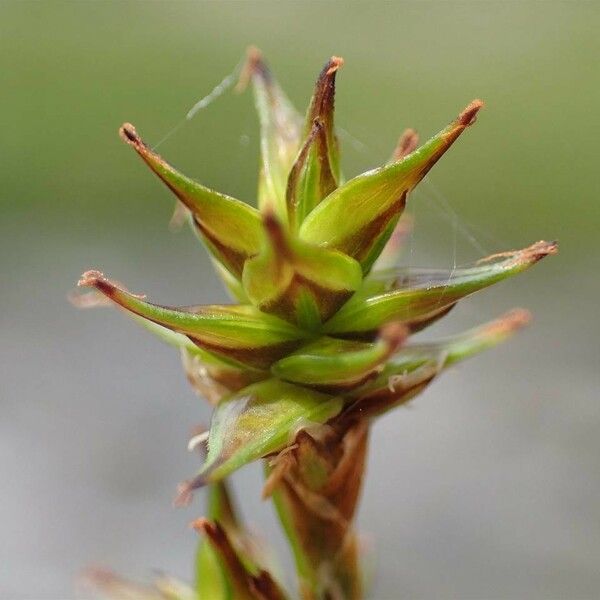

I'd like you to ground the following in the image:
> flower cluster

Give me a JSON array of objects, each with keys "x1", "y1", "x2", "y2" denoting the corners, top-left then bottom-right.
[{"x1": 78, "y1": 49, "x2": 555, "y2": 599}]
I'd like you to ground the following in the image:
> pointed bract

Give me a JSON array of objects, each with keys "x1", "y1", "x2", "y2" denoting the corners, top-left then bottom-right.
[
  {"x1": 78, "y1": 271, "x2": 307, "y2": 369},
  {"x1": 349, "y1": 308, "x2": 533, "y2": 418},
  {"x1": 195, "y1": 480, "x2": 285, "y2": 600},
  {"x1": 187, "y1": 379, "x2": 342, "y2": 488},
  {"x1": 238, "y1": 47, "x2": 302, "y2": 221},
  {"x1": 324, "y1": 241, "x2": 556, "y2": 335},
  {"x1": 285, "y1": 57, "x2": 344, "y2": 229},
  {"x1": 242, "y1": 213, "x2": 363, "y2": 329},
  {"x1": 193, "y1": 518, "x2": 287, "y2": 600},
  {"x1": 299, "y1": 100, "x2": 484, "y2": 272},
  {"x1": 303, "y1": 56, "x2": 343, "y2": 164},
  {"x1": 271, "y1": 323, "x2": 407, "y2": 390},
  {"x1": 119, "y1": 124, "x2": 262, "y2": 280}
]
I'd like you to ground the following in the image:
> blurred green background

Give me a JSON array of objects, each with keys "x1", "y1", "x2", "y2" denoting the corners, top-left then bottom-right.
[{"x1": 1, "y1": 2, "x2": 598, "y2": 598}]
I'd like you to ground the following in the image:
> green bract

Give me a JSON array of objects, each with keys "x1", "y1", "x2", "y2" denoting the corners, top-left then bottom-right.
[{"x1": 78, "y1": 49, "x2": 556, "y2": 600}]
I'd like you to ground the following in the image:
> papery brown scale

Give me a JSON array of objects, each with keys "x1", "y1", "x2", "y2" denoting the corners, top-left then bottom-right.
[
  {"x1": 181, "y1": 350, "x2": 267, "y2": 402},
  {"x1": 193, "y1": 517, "x2": 287, "y2": 600},
  {"x1": 349, "y1": 371, "x2": 438, "y2": 420},
  {"x1": 250, "y1": 570, "x2": 289, "y2": 600},
  {"x1": 294, "y1": 430, "x2": 337, "y2": 490},
  {"x1": 193, "y1": 519, "x2": 257, "y2": 600},
  {"x1": 181, "y1": 351, "x2": 229, "y2": 405},
  {"x1": 269, "y1": 422, "x2": 368, "y2": 600},
  {"x1": 321, "y1": 420, "x2": 369, "y2": 522},
  {"x1": 262, "y1": 452, "x2": 296, "y2": 500}
]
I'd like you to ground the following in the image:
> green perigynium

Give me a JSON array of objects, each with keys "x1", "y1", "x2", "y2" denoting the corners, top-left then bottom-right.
[{"x1": 78, "y1": 49, "x2": 556, "y2": 600}]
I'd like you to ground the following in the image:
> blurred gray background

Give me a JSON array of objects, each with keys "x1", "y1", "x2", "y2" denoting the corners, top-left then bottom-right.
[{"x1": 1, "y1": 2, "x2": 598, "y2": 598}]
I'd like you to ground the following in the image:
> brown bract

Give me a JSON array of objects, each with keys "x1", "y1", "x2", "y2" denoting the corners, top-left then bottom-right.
[
  {"x1": 192, "y1": 518, "x2": 286, "y2": 600},
  {"x1": 266, "y1": 421, "x2": 369, "y2": 600}
]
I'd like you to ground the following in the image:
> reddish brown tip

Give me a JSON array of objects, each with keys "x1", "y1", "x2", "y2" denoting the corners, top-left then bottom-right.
[
  {"x1": 192, "y1": 519, "x2": 232, "y2": 551},
  {"x1": 392, "y1": 128, "x2": 420, "y2": 162},
  {"x1": 77, "y1": 270, "x2": 146, "y2": 301},
  {"x1": 246, "y1": 45, "x2": 263, "y2": 65},
  {"x1": 532, "y1": 240, "x2": 559, "y2": 257},
  {"x1": 174, "y1": 481, "x2": 194, "y2": 507},
  {"x1": 119, "y1": 123, "x2": 170, "y2": 173},
  {"x1": 190, "y1": 516, "x2": 211, "y2": 533},
  {"x1": 119, "y1": 123, "x2": 141, "y2": 145},
  {"x1": 478, "y1": 240, "x2": 558, "y2": 267},
  {"x1": 305, "y1": 56, "x2": 344, "y2": 130},
  {"x1": 458, "y1": 99, "x2": 484, "y2": 126},
  {"x1": 326, "y1": 55, "x2": 344, "y2": 75},
  {"x1": 483, "y1": 308, "x2": 532, "y2": 338},
  {"x1": 77, "y1": 270, "x2": 104, "y2": 288},
  {"x1": 191, "y1": 518, "x2": 264, "y2": 593},
  {"x1": 516, "y1": 240, "x2": 559, "y2": 265},
  {"x1": 243, "y1": 45, "x2": 265, "y2": 78},
  {"x1": 235, "y1": 45, "x2": 268, "y2": 93},
  {"x1": 499, "y1": 308, "x2": 532, "y2": 330},
  {"x1": 174, "y1": 470, "x2": 210, "y2": 507}
]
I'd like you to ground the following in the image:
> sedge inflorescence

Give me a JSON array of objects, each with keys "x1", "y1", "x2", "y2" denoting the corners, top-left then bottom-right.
[{"x1": 77, "y1": 49, "x2": 556, "y2": 600}]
